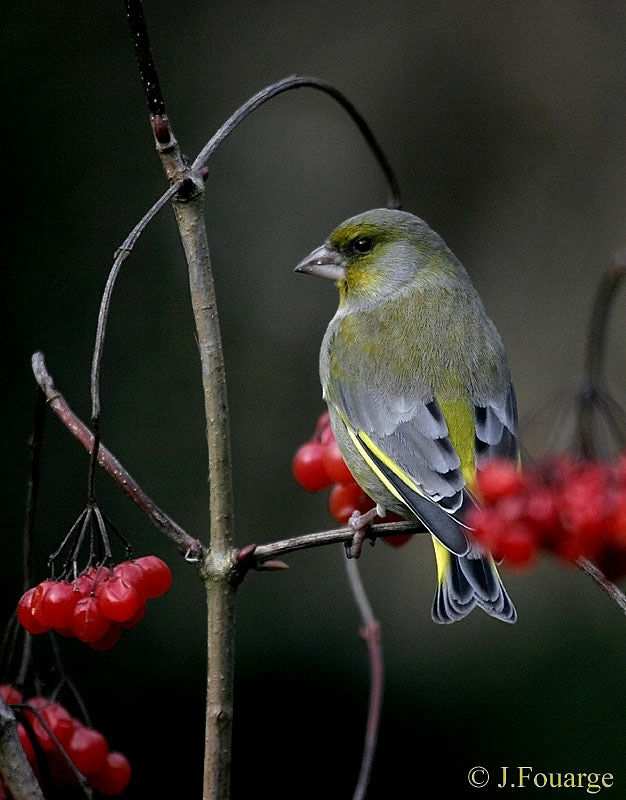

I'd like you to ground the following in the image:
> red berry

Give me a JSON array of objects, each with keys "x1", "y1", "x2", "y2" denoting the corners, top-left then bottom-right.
[
  {"x1": 18, "y1": 722, "x2": 36, "y2": 764},
  {"x1": 561, "y1": 480, "x2": 609, "y2": 541},
  {"x1": 476, "y1": 460, "x2": 525, "y2": 502},
  {"x1": 329, "y1": 481, "x2": 374, "y2": 525},
  {"x1": 382, "y1": 532, "x2": 413, "y2": 547},
  {"x1": 120, "y1": 602, "x2": 147, "y2": 630},
  {"x1": 87, "y1": 566, "x2": 114, "y2": 594},
  {"x1": 313, "y1": 411, "x2": 331, "y2": 440},
  {"x1": 378, "y1": 512, "x2": 411, "y2": 546},
  {"x1": 71, "y1": 597, "x2": 111, "y2": 643},
  {"x1": 39, "y1": 702, "x2": 75, "y2": 751},
  {"x1": 89, "y1": 624, "x2": 122, "y2": 652},
  {"x1": 113, "y1": 561, "x2": 148, "y2": 598},
  {"x1": 468, "y1": 507, "x2": 507, "y2": 551},
  {"x1": 524, "y1": 488, "x2": 559, "y2": 536},
  {"x1": 22, "y1": 697, "x2": 54, "y2": 752},
  {"x1": 17, "y1": 587, "x2": 51, "y2": 634},
  {"x1": 67, "y1": 725, "x2": 109, "y2": 777},
  {"x1": 0, "y1": 685, "x2": 22, "y2": 705},
  {"x1": 89, "y1": 751, "x2": 132, "y2": 796},
  {"x1": 31, "y1": 580, "x2": 57, "y2": 626},
  {"x1": 72, "y1": 573, "x2": 94, "y2": 598},
  {"x1": 97, "y1": 576, "x2": 143, "y2": 623},
  {"x1": 133, "y1": 556, "x2": 172, "y2": 598},
  {"x1": 500, "y1": 523, "x2": 537, "y2": 567},
  {"x1": 610, "y1": 496, "x2": 626, "y2": 548},
  {"x1": 40, "y1": 581, "x2": 80, "y2": 630},
  {"x1": 322, "y1": 439, "x2": 353, "y2": 484},
  {"x1": 292, "y1": 441, "x2": 331, "y2": 492}
]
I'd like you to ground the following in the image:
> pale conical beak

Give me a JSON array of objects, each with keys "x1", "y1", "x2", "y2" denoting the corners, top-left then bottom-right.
[{"x1": 294, "y1": 244, "x2": 346, "y2": 281}]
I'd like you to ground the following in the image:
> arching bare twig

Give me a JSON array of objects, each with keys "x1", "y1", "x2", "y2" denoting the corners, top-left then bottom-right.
[{"x1": 192, "y1": 74, "x2": 401, "y2": 210}]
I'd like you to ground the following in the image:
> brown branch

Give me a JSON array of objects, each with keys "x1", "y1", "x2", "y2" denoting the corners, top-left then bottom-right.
[
  {"x1": 249, "y1": 522, "x2": 421, "y2": 566},
  {"x1": 123, "y1": 6, "x2": 236, "y2": 800},
  {"x1": 30, "y1": 351, "x2": 204, "y2": 562},
  {"x1": 577, "y1": 558, "x2": 626, "y2": 616}
]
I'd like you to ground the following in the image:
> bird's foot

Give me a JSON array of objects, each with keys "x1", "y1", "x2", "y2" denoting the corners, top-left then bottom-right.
[{"x1": 345, "y1": 506, "x2": 379, "y2": 559}]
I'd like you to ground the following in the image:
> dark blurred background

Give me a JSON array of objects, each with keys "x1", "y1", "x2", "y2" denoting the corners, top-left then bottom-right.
[{"x1": 2, "y1": 1, "x2": 625, "y2": 797}]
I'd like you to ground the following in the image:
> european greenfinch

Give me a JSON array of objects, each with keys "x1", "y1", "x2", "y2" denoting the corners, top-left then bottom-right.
[{"x1": 295, "y1": 208, "x2": 518, "y2": 623}]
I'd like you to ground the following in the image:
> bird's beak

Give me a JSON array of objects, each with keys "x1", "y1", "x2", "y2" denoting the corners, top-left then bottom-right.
[{"x1": 294, "y1": 244, "x2": 346, "y2": 282}]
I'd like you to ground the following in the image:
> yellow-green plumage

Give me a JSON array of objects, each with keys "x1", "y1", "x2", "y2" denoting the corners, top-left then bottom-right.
[{"x1": 295, "y1": 208, "x2": 518, "y2": 623}]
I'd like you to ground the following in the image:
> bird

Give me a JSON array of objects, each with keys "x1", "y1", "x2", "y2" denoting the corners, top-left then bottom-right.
[{"x1": 294, "y1": 208, "x2": 518, "y2": 623}]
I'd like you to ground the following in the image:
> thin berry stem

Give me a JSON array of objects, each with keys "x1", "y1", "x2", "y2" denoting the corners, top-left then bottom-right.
[
  {"x1": 344, "y1": 557, "x2": 383, "y2": 800},
  {"x1": 577, "y1": 558, "x2": 626, "y2": 616}
]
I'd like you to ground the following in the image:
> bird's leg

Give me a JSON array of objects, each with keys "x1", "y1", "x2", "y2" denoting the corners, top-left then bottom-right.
[{"x1": 345, "y1": 505, "x2": 383, "y2": 558}]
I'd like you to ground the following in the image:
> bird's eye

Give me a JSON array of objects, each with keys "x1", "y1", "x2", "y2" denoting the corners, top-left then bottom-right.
[{"x1": 350, "y1": 236, "x2": 373, "y2": 254}]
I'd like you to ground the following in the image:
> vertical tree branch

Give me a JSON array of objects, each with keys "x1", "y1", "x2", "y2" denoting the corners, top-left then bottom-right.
[
  {"x1": 172, "y1": 191, "x2": 236, "y2": 800},
  {"x1": 124, "y1": 3, "x2": 236, "y2": 798}
]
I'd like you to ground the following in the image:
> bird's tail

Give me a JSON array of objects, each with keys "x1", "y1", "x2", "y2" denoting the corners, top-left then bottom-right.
[{"x1": 430, "y1": 537, "x2": 517, "y2": 624}]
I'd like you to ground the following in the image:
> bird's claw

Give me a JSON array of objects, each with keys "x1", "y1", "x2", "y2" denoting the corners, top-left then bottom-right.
[{"x1": 345, "y1": 507, "x2": 379, "y2": 558}]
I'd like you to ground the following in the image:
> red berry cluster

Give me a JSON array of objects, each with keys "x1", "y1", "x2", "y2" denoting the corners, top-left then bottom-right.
[
  {"x1": 0, "y1": 685, "x2": 131, "y2": 796},
  {"x1": 468, "y1": 456, "x2": 626, "y2": 577},
  {"x1": 293, "y1": 413, "x2": 410, "y2": 547},
  {"x1": 17, "y1": 556, "x2": 172, "y2": 650}
]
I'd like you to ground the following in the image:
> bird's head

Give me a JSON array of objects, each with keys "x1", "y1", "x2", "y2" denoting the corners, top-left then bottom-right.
[{"x1": 295, "y1": 208, "x2": 456, "y2": 308}]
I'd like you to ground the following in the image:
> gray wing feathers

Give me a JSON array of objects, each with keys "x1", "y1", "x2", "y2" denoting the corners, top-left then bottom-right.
[
  {"x1": 334, "y1": 382, "x2": 464, "y2": 504},
  {"x1": 474, "y1": 382, "x2": 519, "y2": 463}
]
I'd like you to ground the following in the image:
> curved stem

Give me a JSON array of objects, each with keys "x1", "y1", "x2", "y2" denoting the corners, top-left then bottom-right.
[
  {"x1": 90, "y1": 181, "x2": 182, "y2": 422},
  {"x1": 192, "y1": 75, "x2": 401, "y2": 210}
]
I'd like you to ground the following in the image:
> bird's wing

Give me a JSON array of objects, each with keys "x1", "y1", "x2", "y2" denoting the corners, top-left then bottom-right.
[
  {"x1": 473, "y1": 381, "x2": 519, "y2": 464},
  {"x1": 330, "y1": 378, "x2": 519, "y2": 556},
  {"x1": 330, "y1": 380, "x2": 472, "y2": 555}
]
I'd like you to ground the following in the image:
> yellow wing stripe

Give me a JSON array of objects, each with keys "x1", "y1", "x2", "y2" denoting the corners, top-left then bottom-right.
[
  {"x1": 355, "y1": 430, "x2": 425, "y2": 495},
  {"x1": 432, "y1": 537, "x2": 451, "y2": 585},
  {"x1": 343, "y1": 424, "x2": 415, "y2": 512}
]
